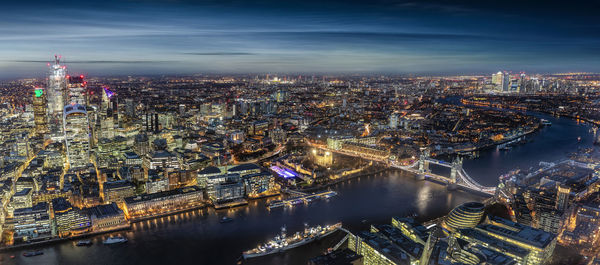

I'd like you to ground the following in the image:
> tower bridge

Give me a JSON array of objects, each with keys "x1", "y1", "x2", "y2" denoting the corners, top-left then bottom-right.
[{"x1": 312, "y1": 144, "x2": 497, "y2": 196}]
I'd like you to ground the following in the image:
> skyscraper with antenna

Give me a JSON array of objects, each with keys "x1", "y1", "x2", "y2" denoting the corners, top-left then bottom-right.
[{"x1": 47, "y1": 55, "x2": 67, "y2": 139}]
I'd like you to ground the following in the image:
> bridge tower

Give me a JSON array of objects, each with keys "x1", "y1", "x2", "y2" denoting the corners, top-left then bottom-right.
[
  {"x1": 417, "y1": 148, "x2": 430, "y2": 180},
  {"x1": 448, "y1": 157, "x2": 462, "y2": 190}
]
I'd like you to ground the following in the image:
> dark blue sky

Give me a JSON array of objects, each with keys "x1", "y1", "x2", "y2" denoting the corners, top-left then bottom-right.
[{"x1": 1, "y1": 0, "x2": 599, "y2": 77}]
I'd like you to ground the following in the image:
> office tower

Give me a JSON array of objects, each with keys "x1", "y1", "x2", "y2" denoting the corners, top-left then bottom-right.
[
  {"x1": 556, "y1": 185, "x2": 570, "y2": 212},
  {"x1": 63, "y1": 104, "x2": 90, "y2": 170},
  {"x1": 100, "y1": 87, "x2": 115, "y2": 139},
  {"x1": 67, "y1": 75, "x2": 87, "y2": 105},
  {"x1": 125, "y1": 98, "x2": 135, "y2": 118},
  {"x1": 33, "y1": 87, "x2": 49, "y2": 135},
  {"x1": 492, "y1": 71, "x2": 509, "y2": 92},
  {"x1": 389, "y1": 113, "x2": 399, "y2": 129},
  {"x1": 47, "y1": 56, "x2": 67, "y2": 138}
]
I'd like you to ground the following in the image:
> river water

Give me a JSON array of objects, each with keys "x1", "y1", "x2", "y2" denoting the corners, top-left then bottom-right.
[{"x1": 2, "y1": 112, "x2": 594, "y2": 265}]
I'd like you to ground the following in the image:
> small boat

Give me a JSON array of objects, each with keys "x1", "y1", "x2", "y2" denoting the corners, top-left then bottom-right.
[
  {"x1": 103, "y1": 236, "x2": 127, "y2": 245},
  {"x1": 220, "y1": 217, "x2": 234, "y2": 223},
  {"x1": 76, "y1": 240, "x2": 93, "y2": 246},
  {"x1": 23, "y1": 250, "x2": 43, "y2": 257},
  {"x1": 577, "y1": 136, "x2": 582, "y2": 142},
  {"x1": 540, "y1": 119, "x2": 552, "y2": 126}
]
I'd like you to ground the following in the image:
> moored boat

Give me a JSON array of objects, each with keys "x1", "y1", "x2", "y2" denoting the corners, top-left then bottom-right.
[
  {"x1": 242, "y1": 222, "x2": 342, "y2": 259},
  {"x1": 103, "y1": 236, "x2": 128, "y2": 245},
  {"x1": 76, "y1": 240, "x2": 93, "y2": 246},
  {"x1": 23, "y1": 251, "x2": 43, "y2": 257}
]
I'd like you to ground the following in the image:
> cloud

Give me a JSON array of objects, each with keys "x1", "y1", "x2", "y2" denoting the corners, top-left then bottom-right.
[
  {"x1": 7, "y1": 60, "x2": 175, "y2": 64},
  {"x1": 182, "y1": 52, "x2": 257, "y2": 56}
]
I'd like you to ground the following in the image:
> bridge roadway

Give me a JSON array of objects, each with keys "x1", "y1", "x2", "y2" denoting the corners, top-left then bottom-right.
[
  {"x1": 309, "y1": 144, "x2": 496, "y2": 196},
  {"x1": 268, "y1": 189, "x2": 338, "y2": 209}
]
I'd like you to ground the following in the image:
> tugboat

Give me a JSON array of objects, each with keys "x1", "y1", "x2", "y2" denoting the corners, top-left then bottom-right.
[
  {"x1": 23, "y1": 250, "x2": 43, "y2": 257},
  {"x1": 103, "y1": 236, "x2": 128, "y2": 245},
  {"x1": 219, "y1": 217, "x2": 234, "y2": 223},
  {"x1": 76, "y1": 239, "x2": 93, "y2": 246}
]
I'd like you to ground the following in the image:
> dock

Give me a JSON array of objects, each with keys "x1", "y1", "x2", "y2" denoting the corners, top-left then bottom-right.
[{"x1": 268, "y1": 189, "x2": 337, "y2": 209}]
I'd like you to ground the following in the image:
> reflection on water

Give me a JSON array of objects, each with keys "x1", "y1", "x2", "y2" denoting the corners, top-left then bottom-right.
[{"x1": 2, "y1": 113, "x2": 594, "y2": 265}]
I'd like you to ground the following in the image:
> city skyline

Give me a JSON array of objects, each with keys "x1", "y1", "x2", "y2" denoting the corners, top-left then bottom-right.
[{"x1": 2, "y1": 0, "x2": 600, "y2": 78}]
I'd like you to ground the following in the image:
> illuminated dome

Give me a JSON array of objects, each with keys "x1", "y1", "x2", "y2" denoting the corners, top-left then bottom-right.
[{"x1": 443, "y1": 202, "x2": 485, "y2": 233}]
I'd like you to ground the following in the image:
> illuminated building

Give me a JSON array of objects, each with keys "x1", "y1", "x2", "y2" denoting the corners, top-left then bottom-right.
[
  {"x1": 556, "y1": 185, "x2": 570, "y2": 212},
  {"x1": 311, "y1": 149, "x2": 333, "y2": 167},
  {"x1": 391, "y1": 217, "x2": 428, "y2": 245},
  {"x1": 32, "y1": 87, "x2": 49, "y2": 135},
  {"x1": 10, "y1": 202, "x2": 53, "y2": 243},
  {"x1": 10, "y1": 188, "x2": 33, "y2": 211},
  {"x1": 196, "y1": 166, "x2": 223, "y2": 189},
  {"x1": 52, "y1": 198, "x2": 91, "y2": 237},
  {"x1": 63, "y1": 104, "x2": 90, "y2": 169},
  {"x1": 103, "y1": 180, "x2": 136, "y2": 204},
  {"x1": 456, "y1": 215, "x2": 556, "y2": 265},
  {"x1": 146, "y1": 172, "x2": 169, "y2": 194},
  {"x1": 67, "y1": 75, "x2": 87, "y2": 105},
  {"x1": 123, "y1": 186, "x2": 204, "y2": 220},
  {"x1": 442, "y1": 202, "x2": 485, "y2": 233},
  {"x1": 47, "y1": 56, "x2": 67, "y2": 139},
  {"x1": 242, "y1": 171, "x2": 277, "y2": 198},
  {"x1": 492, "y1": 71, "x2": 509, "y2": 92},
  {"x1": 88, "y1": 203, "x2": 128, "y2": 232},
  {"x1": 389, "y1": 113, "x2": 399, "y2": 129}
]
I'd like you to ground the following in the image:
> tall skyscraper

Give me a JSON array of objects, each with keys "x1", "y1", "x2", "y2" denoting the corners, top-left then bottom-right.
[
  {"x1": 491, "y1": 71, "x2": 509, "y2": 92},
  {"x1": 33, "y1": 87, "x2": 49, "y2": 135},
  {"x1": 66, "y1": 75, "x2": 87, "y2": 105},
  {"x1": 47, "y1": 56, "x2": 67, "y2": 139},
  {"x1": 63, "y1": 104, "x2": 90, "y2": 169}
]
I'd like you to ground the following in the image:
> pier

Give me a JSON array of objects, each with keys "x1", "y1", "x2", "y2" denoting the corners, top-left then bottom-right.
[{"x1": 267, "y1": 189, "x2": 338, "y2": 209}]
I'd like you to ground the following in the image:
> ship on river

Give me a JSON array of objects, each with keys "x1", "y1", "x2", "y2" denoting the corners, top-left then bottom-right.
[{"x1": 242, "y1": 222, "x2": 342, "y2": 259}]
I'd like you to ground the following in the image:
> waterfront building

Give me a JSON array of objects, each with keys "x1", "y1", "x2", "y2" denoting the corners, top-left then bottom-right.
[
  {"x1": 88, "y1": 202, "x2": 128, "y2": 232},
  {"x1": 442, "y1": 202, "x2": 485, "y2": 233},
  {"x1": 52, "y1": 197, "x2": 91, "y2": 237},
  {"x1": 63, "y1": 104, "x2": 90, "y2": 170},
  {"x1": 243, "y1": 171, "x2": 277, "y2": 198},
  {"x1": 456, "y1": 215, "x2": 556, "y2": 265},
  {"x1": 10, "y1": 202, "x2": 53, "y2": 243},
  {"x1": 123, "y1": 186, "x2": 204, "y2": 220}
]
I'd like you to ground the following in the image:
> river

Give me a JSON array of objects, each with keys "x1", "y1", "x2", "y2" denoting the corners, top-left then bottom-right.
[{"x1": 2, "y1": 112, "x2": 594, "y2": 265}]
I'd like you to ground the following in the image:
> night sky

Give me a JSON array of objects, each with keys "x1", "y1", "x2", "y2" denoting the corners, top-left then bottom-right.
[{"x1": 1, "y1": 0, "x2": 599, "y2": 78}]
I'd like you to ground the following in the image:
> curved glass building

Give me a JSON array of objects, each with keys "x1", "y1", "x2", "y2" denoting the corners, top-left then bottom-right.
[{"x1": 443, "y1": 202, "x2": 485, "y2": 233}]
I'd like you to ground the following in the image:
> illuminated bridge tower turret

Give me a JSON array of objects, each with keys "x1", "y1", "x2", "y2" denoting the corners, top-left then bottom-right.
[
  {"x1": 448, "y1": 157, "x2": 462, "y2": 190},
  {"x1": 417, "y1": 148, "x2": 430, "y2": 180}
]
